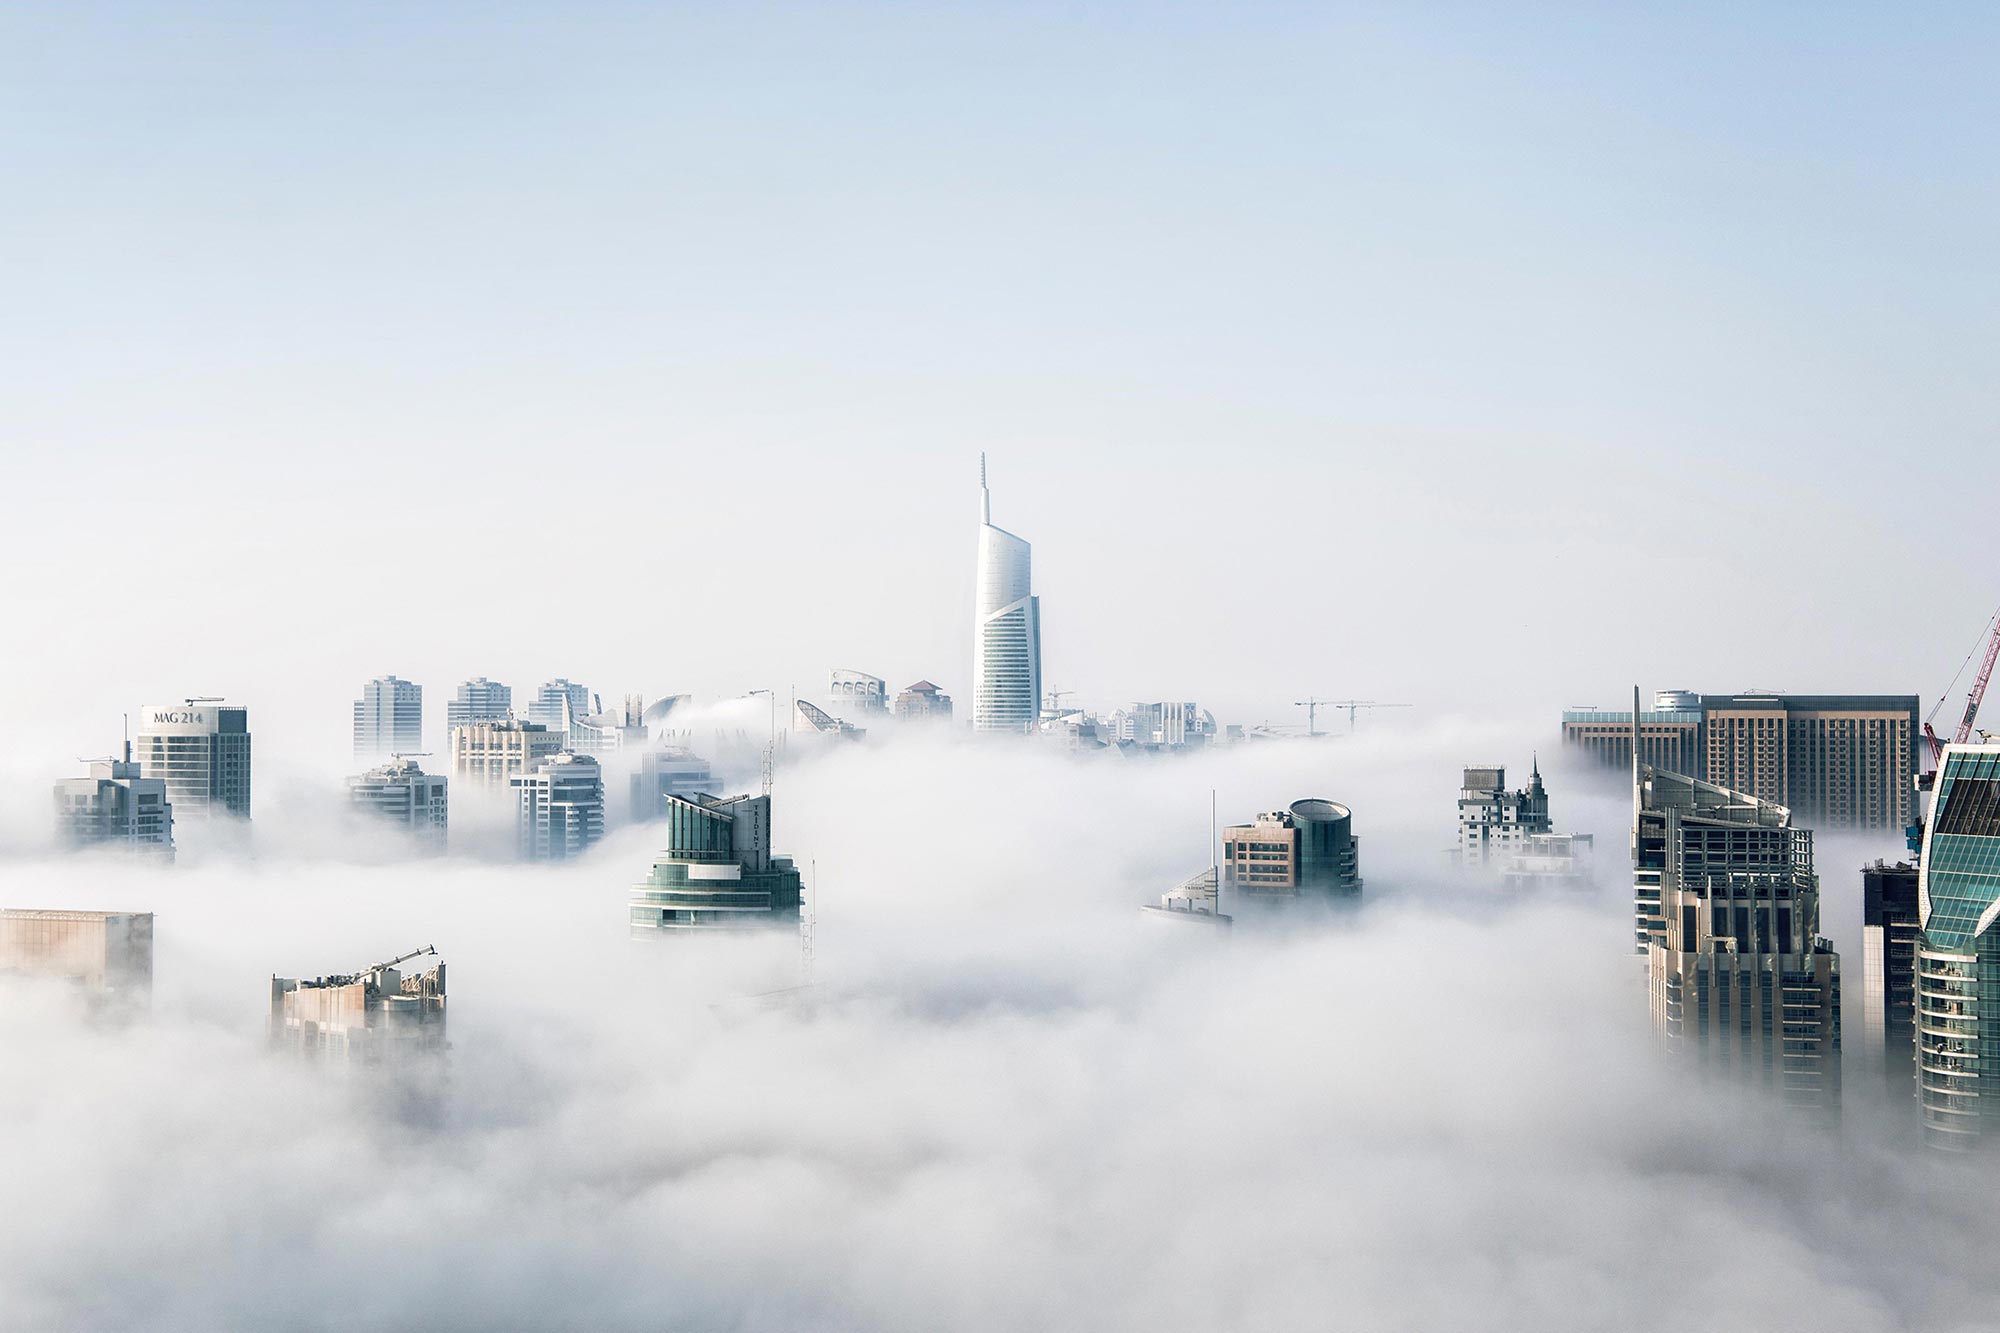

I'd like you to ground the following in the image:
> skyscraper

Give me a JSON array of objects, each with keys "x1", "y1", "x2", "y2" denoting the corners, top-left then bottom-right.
[
  {"x1": 1563, "y1": 692, "x2": 1919, "y2": 831},
  {"x1": 511, "y1": 752, "x2": 605, "y2": 861},
  {"x1": 0, "y1": 910, "x2": 154, "y2": 1002},
  {"x1": 450, "y1": 719, "x2": 564, "y2": 790},
  {"x1": 54, "y1": 744, "x2": 173, "y2": 856},
  {"x1": 1454, "y1": 760, "x2": 1551, "y2": 868},
  {"x1": 973, "y1": 455, "x2": 1041, "y2": 734},
  {"x1": 629, "y1": 792, "x2": 804, "y2": 934},
  {"x1": 1859, "y1": 860, "x2": 1920, "y2": 1096},
  {"x1": 1221, "y1": 800, "x2": 1362, "y2": 907},
  {"x1": 348, "y1": 757, "x2": 449, "y2": 851},
  {"x1": 353, "y1": 675, "x2": 423, "y2": 758},
  {"x1": 446, "y1": 678, "x2": 512, "y2": 730},
  {"x1": 528, "y1": 679, "x2": 592, "y2": 733},
  {"x1": 1912, "y1": 743, "x2": 2000, "y2": 1150},
  {"x1": 136, "y1": 701, "x2": 252, "y2": 819},
  {"x1": 631, "y1": 746, "x2": 718, "y2": 821},
  {"x1": 893, "y1": 680, "x2": 954, "y2": 722},
  {"x1": 1633, "y1": 689, "x2": 1841, "y2": 1116}
]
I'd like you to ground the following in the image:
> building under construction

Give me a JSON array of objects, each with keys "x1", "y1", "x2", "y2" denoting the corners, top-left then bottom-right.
[{"x1": 270, "y1": 947, "x2": 446, "y2": 1066}]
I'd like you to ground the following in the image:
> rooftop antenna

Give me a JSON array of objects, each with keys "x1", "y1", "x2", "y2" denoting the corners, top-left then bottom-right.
[
  {"x1": 803, "y1": 858, "x2": 818, "y2": 985},
  {"x1": 980, "y1": 451, "x2": 991, "y2": 524},
  {"x1": 122, "y1": 712, "x2": 130, "y2": 763}
]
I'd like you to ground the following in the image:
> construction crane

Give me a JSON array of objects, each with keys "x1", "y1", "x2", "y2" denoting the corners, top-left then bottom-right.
[
  {"x1": 1294, "y1": 698, "x2": 1411, "y2": 737},
  {"x1": 1927, "y1": 606, "x2": 2000, "y2": 765}
]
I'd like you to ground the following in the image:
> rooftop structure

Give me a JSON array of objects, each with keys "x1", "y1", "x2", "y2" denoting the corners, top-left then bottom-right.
[
  {"x1": 893, "y1": 679, "x2": 953, "y2": 722},
  {"x1": 795, "y1": 698, "x2": 864, "y2": 739},
  {"x1": 0, "y1": 910, "x2": 153, "y2": 1001},
  {"x1": 1140, "y1": 866, "x2": 1231, "y2": 928},
  {"x1": 830, "y1": 670, "x2": 888, "y2": 719},
  {"x1": 270, "y1": 946, "x2": 446, "y2": 1066},
  {"x1": 1222, "y1": 800, "x2": 1361, "y2": 906},
  {"x1": 630, "y1": 792, "x2": 804, "y2": 934},
  {"x1": 1453, "y1": 760, "x2": 1551, "y2": 869},
  {"x1": 54, "y1": 743, "x2": 173, "y2": 857},
  {"x1": 1913, "y1": 744, "x2": 2000, "y2": 1150},
  {"x1": 348, "y1": 757, "x2": 449, "y2": 852}
]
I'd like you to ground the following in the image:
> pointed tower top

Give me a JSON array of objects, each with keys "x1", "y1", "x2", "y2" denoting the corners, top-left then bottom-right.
[{"x1": 979, "y1": 451, "x2": 992, "y2": 524}]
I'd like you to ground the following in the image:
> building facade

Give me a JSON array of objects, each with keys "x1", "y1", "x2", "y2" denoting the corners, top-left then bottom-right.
[
  {"x1": 446, "y1": 677, "x2": 512, "y2": 731},
  {"x1": 450, "y1": 719, "x2": 564, "y2": 790},
  {"x1": 1860, "y1": 860, "x2": 1920, "y2": 1097},
  {"x1": 528, "y1": 679, "x2": 592, "y2": 733},
  {"x1": 1635, "y1": 760, "x2": 1841, "y2": 1115},
  {"x1": 348, "y1": 758, "x2": 449, "y2": 851},
  {"x1": 893, "y1": 679, "x2": 953, "y2": 721},
  {"x1": 353, "y1": 675, "x2": 422, "y2": 758},
  {"x1": 270, "y1": 947, "x2": 446, "y2": 1066},
  {"x1": 511, "y1": 752, "x2": 604, "y2": 861},
  {"x1": 0, "y1": 910, "x2": 153, "y2": 1000},
  {"x1": 630, "y1": 792, "x2": 805, "y2": 934},
  {"x1": 54, "y1": 744, "x2": 173, "y2": 856},
  {"x1": 136, "y1": 701, "x2": 252, "y2": 819},
  {"x1": 631, "y1": 747, "x2": 718, "y2": 821},
  {"x1": 1565, "y1": 692, "x2": 1919, "y2": 831},
  {"x1": 1913, "y1": 744, "x2": 2000, "y2": 1150},
  {"x1": 1221, "y1": 800, "x2": 1362, "y2": 906},
  {"x1": 830, "y1": 670, "x2": 888, "y2": 718},
  {"x1": 1454, "y1": 760, "x2": 1551, "y2": 868},
  {"x1": 973, "y1": 457, "x2": 1041, "y2": 734},
  {"x1": 1499, "y1": 832, "x2": 1595, "y2": 892}
]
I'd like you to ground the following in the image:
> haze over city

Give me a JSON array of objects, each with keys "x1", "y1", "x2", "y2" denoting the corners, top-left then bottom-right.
[{"x1": 3, "y1": 4, "x2": 1999, "y2": 1330}]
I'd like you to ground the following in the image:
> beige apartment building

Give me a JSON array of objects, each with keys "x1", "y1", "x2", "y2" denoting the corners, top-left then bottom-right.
[
  {"x1": 450, "y1": 719, "x2": 564, "y2": 790},
  {"x1": 0, "y1": 909, "x2": 154, "y2": 998}
]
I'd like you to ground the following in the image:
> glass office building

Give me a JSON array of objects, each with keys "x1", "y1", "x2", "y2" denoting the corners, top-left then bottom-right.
[
  {"x1": 1915, "y1": 744, "x2": 2000, "y2": 1150},
  {"x1": 630, "y1": 792, "x2": 804, "y2": 934}
]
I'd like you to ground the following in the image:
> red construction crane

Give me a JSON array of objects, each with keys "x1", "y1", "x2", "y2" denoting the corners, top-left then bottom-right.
[{"x1": 1928, "y1": 608, "x2": 2000, "y2": 765}]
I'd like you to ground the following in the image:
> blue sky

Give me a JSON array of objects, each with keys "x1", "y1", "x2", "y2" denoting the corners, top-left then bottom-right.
[{"x1": 1, "y1": 3, "x2": 1994, "y2": 755}]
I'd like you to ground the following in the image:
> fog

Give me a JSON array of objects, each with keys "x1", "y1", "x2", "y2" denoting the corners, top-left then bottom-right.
[{"x1": 4, "y1": 718, "x2": 1996, "y2": 1331}]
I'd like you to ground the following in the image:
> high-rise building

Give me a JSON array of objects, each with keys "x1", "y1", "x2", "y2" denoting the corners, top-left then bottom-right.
[
  {"x1": 630, "y1": 792, "x2": 805, "y2": 934},
  {"x1": 1106, "y1": 702, "x2": 1218, "y2": 751},
  {"x1": 632, "y1": 747, "x2": 718, "y2": 821},
  {"x1": 450, "y1": 719, "x2": 564, "y2": 791},
  {"x1": 893, "y1": 679, "x2": 953, "y2": 722},
  {"x1": 1561, "y1": 703, "x2": 1702, "y2": 774},
  {"x1": 54, "y1": 744, "x2": 173, "y2": 856},
  {"x1": 136, "y1": 701, "x2": 252, "y2": 819},
  {"x1": 1453, "y1": 760, "x2": 1551, "y2": 868},
  {"x1": 528, "y1": 679, "x2": 592, "y2": 733},
  {"x1": 0, "y1": 910, "x2": 154, "y2": 1001},
  {"x1": 1859, "y1": 860, "x2": 1920, "y2": 1097},
  {"x1": 352, "y1": 675, "x2": 422, "y2": 758},
  {"x1": 270, "y1": 946, "x2": 446, "y2": 1066},
  {"x1": 1912, "y1": 744, "x2": 2000, "y2": 1150},
  {"x1": 1633, "y1": 700, "x2": 1841, "y2": 1115},
  {"x1": 348, "y1": 757, "x2": 449, "y2": 851},
  {"x1": 1499, "y1": 832, "x2": 1595, "y2": 892},
  {"x1": 1221, "y1": 800, "x2": 1362, "y2": 907},
  {"x1": 511, "y1": 752, "x2": 604, "y2": 861},
  {"x1": 830, "y1": 670, "x2": 888, "y2": 719},
  {"x1": 446, "y1": 677, "x2": 512, "y2": 730},
  {"x1": 973, "y1": 456, "x2": 1041, "y2": 734},
  {"x1": 1563, "y1": 693, "x2": 1918, "y2": 831},
  {"x1": 567, "y1": 695, "x2": 649, "y2": 754}
]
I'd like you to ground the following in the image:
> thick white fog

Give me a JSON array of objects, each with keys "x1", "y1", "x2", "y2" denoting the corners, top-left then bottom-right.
[{"x1": 4, "y1": 720, "x2": 1996, "y2": 1331}]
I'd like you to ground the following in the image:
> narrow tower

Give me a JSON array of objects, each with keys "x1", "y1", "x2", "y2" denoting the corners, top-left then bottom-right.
[{"x1": 972, "y1": 454, "x2": 1042, "y2": 733}]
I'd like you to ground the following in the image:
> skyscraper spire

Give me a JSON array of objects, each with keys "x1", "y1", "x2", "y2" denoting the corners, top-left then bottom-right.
[{"x1": 980, "y1": 451, "x2": 991, "y2": 524}]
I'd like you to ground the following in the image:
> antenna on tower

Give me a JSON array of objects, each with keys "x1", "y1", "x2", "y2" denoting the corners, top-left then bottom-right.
[
  {"x1": 979, "y1": 451, "x2": 991, "y2": 524},
  {"x1": 122, "y1": 712, "x2": 130, "y2": 763},
  {"x1": 803, "y1": 858, "x2": 818, "y2": 985}
]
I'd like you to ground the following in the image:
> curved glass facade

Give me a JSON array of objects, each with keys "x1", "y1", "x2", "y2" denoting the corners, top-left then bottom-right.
[{"x1": 1915, "y1": 746, "x2": 2000, "y2": 1150}]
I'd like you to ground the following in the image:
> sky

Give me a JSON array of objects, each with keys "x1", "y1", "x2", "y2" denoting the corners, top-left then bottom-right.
[
  {"x1": 1, "y1": 2, "x2": 1996, "y2": 765},
  {"x1": 2, "y1": 7, "x2": 1999, "y2": 1326}
]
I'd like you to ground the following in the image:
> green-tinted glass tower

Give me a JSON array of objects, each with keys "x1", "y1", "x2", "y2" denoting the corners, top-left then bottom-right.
[
  {"x1": 630, "y1": 792, "x2": 804, "y2": 935},
  {"x1": 1915, "y1": 745, "x2": 2000, "y2": 1150}
]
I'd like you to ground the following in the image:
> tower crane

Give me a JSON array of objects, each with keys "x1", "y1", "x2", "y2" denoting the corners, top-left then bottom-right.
[
  {"x1": 1927, "y1": 607, "x2": 2000, "y2": 765},
  {"x1": 1294, "y1": 698, "x2": 1411, "y2": 737}
]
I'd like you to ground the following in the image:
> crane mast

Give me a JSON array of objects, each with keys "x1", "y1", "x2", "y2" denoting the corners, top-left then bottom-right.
[{"x1": 1928, "y1": 610, "x2": 2000, "y2": 765}]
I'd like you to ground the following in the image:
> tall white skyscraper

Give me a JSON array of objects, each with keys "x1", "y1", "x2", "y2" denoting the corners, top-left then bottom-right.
[
  {"x1": 528, "y1": 679, "x2": 592, "y2": 733},
  {"x1": 973, "y1": 455, "x2": 1041, "y2": 733},
  {"x1": 136, "y1": 701, "x2": 252, "y2": 819},
  {"x1": 446, "y1": 677, "x2": 512, "y2": 730},
  {"x1": 353, "y1": 675, "x2": 423, "y2": 758}
]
